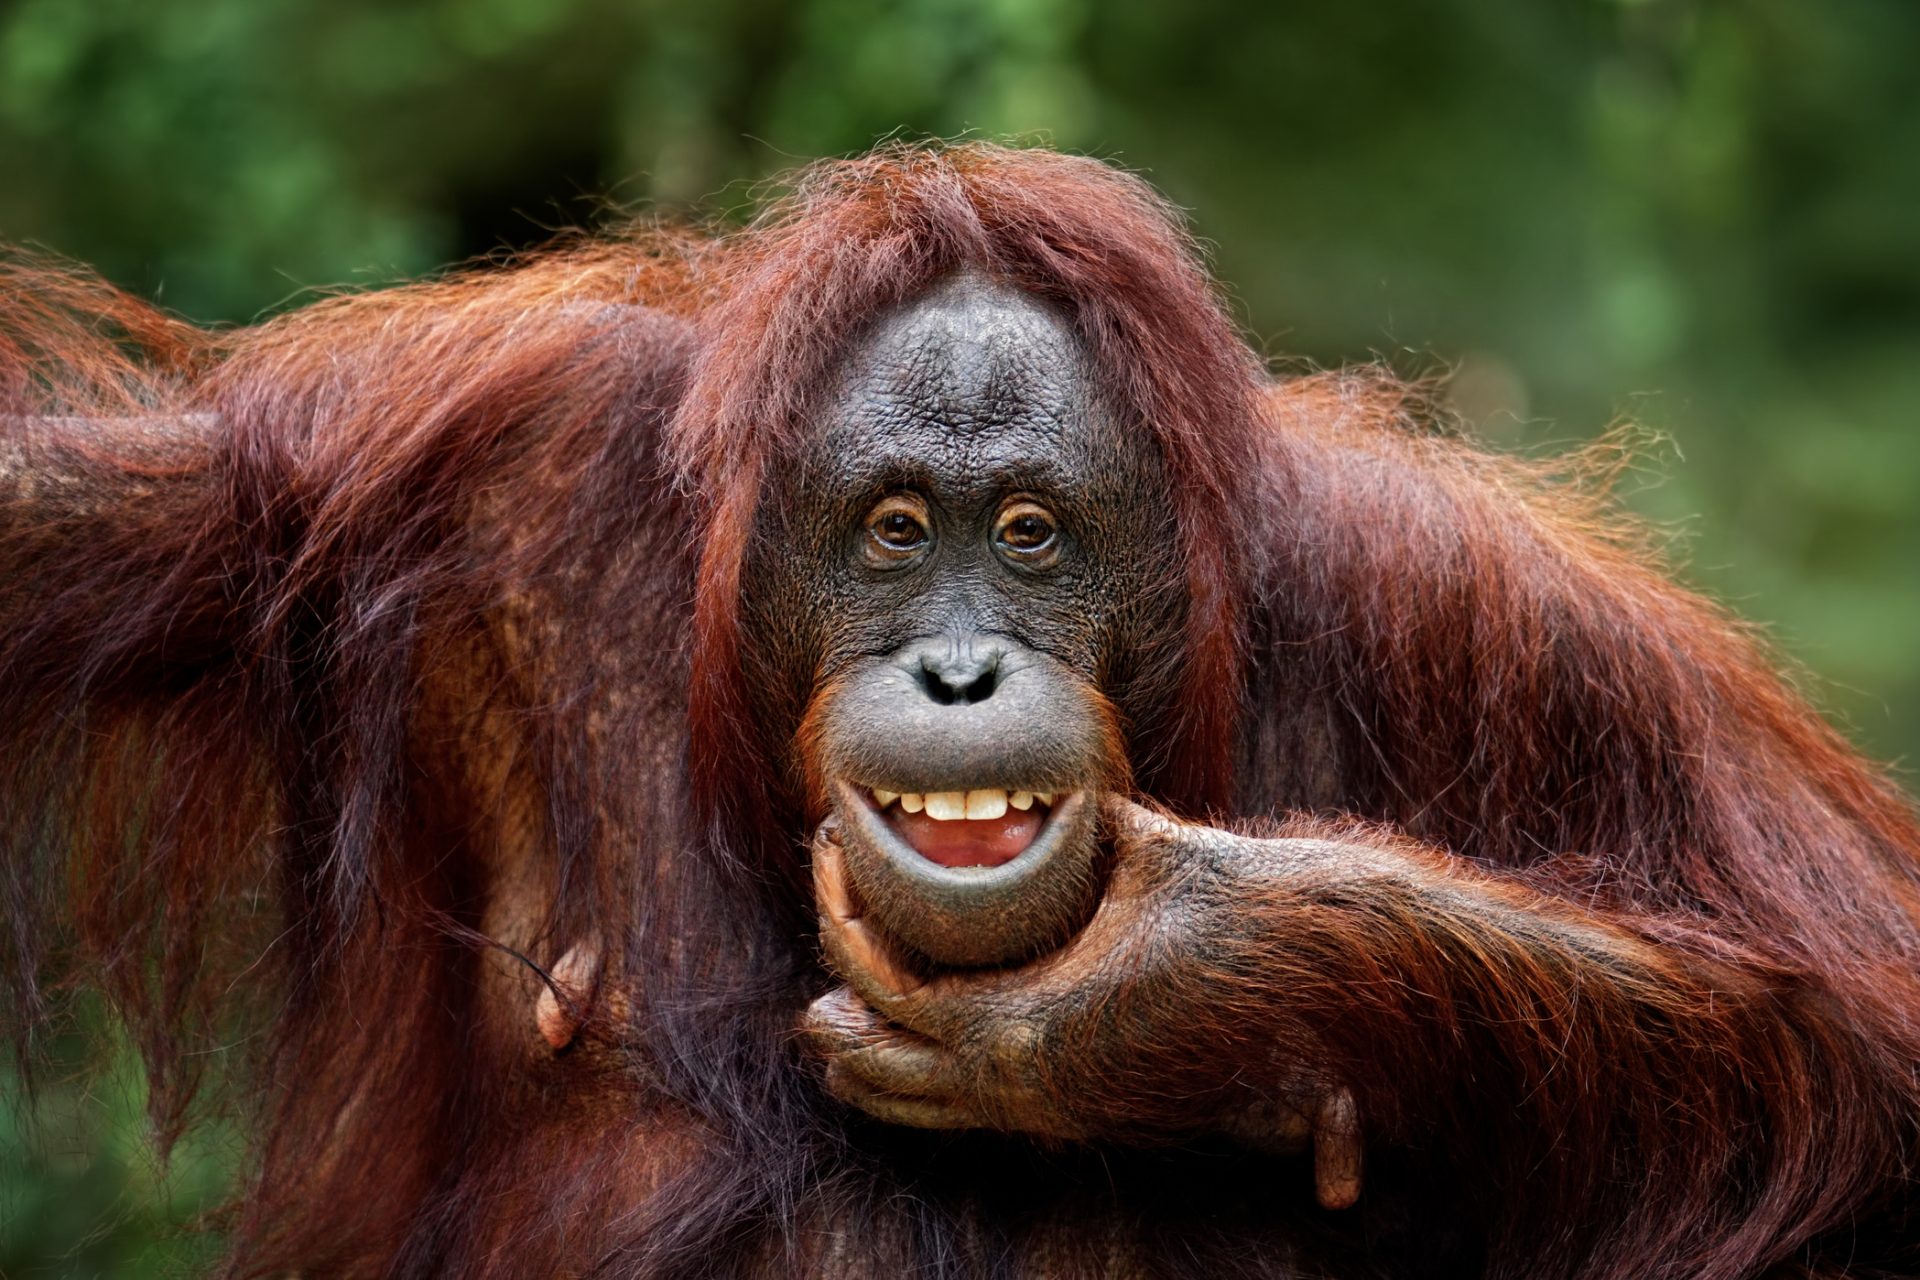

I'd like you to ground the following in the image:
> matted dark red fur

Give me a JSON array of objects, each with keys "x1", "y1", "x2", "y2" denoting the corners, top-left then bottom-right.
[{"x1": 2, "y1": 143, "x2": 1917, "y2": 1278}]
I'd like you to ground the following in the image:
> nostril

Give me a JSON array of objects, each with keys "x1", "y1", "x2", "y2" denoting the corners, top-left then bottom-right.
[
  {"x1": 958, "y1": 667, "x2": 997, "y2": 703},
  {"x1": 920, "y1": 661, "x2": 960, "y2": 706}
]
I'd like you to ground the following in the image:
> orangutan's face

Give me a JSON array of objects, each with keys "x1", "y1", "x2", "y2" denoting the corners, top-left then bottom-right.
[{"x1": 740, "y1": 274, "x2": 1183, "y2": 967}]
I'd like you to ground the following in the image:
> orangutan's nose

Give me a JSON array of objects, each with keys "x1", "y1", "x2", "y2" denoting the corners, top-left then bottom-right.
[{"x1": 908, "y1": 635, "x2": 1005, "y2": 706}]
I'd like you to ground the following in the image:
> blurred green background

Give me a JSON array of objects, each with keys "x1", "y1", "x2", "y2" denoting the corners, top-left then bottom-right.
[{"x1": 3, "y1": 0, "x2": 1916, "y2": 1272}]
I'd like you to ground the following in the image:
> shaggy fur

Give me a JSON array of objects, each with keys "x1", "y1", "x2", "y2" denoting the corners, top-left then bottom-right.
[{"x1": 3, "y1": 143, "x2": 1917, "y2": 1278}]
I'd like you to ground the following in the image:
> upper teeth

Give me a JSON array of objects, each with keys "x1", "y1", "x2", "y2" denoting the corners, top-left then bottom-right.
[{"x1": 872, "y1": 787, "x2": 1054, "y2": 819}]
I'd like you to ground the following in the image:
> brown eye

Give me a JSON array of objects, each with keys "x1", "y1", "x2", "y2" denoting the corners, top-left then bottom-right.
[
  {"x1": 864, "y1": 495, "x2": 931, "y2": 564},
  {"x1": 994, "y1": 500, "x2": 1059, "y2": 563}
]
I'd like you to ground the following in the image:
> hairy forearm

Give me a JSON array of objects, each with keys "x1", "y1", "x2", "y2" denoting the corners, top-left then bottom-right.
[
  {"x1": 2, "y1": 415, "x2": 218, "y2": 551},
  {"x1": 1218, "y1": 830, "x2": 1804, "y2": 1105},
  {"x1": 1, "y1": 416, "x2": 237, "y2": 727},
  {"x1": 1168, "y1": 828, "x2": 1897, "y2": 1258}
]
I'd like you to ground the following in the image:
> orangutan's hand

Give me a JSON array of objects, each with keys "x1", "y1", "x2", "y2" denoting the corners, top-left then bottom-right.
[{"x1": 801, "y1": 795, "x2": 1364, "y2": 1208}]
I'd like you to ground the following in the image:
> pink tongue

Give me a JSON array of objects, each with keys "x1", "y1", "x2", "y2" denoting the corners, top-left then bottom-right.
[{"x1": 888, "y1": 806, "x2": 1044, "y2": 868}]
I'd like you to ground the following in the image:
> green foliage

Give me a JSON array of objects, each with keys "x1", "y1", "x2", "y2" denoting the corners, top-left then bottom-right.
[
  {"x1": 2, "y1": 0, "x2": 1917, "y2": 1266},
  {"x1": 2, "y1": 1009, "x2": 235, "y2": 1275}
]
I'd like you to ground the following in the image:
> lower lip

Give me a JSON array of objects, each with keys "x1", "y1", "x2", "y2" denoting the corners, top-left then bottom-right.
[{"x1": 880, "y1": 802, "x2": 1049, "y2": 868}]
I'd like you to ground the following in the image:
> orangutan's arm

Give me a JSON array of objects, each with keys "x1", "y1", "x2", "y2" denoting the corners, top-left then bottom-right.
[
  {"x1": 1, "y1": 412, "x2": 234, "y2": 674},
  {"x1": 808, "y1": 804, "x2": 1897, "y2": 1268}
]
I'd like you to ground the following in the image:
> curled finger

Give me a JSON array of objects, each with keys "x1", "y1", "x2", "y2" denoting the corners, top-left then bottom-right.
[{"x1": 825, "y1": 1060, "x2": 982, "y2": 1131}]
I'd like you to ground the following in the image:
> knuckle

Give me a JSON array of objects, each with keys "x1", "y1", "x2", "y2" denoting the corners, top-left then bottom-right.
[{"x1": 988, "y1": 1017, "x2": 1044, "y2": 1079}]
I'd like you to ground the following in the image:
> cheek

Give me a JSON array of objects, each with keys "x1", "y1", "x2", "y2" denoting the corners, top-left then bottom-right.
[
  {"x1": 793, "y1": 672, "x2": 851, "y2": 825},
  {"x1": 1030, "y1": 535, "x2": 1175, "y2": 670},
  {"x1": 1056, "y1": 531, "x2": 1188, "y2": 732},
  {"x1": 1013, "y1": 594, "x2": 1109, "y2": 677},
  {"x1": 736, "y1": 538, "x2": 855, "y2": 780}
]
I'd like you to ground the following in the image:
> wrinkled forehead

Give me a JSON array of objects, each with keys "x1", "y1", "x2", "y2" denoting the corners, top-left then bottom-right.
[{"x1": 808, "y1": 275, "x2": 1125, "y2": 492}]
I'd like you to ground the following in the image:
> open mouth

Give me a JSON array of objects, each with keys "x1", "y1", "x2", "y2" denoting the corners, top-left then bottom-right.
[
  {"x1": 828, "y1": 780, "x2": 1101, "y2": 966},
  {"x1": 855, "y1": 785, "x2": 1065, "y2": 868}
]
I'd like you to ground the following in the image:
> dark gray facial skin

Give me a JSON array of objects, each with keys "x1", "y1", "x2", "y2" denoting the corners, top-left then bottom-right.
[{"x1": 739, "y1": 272, "x2": 1186, "y2": 967}]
